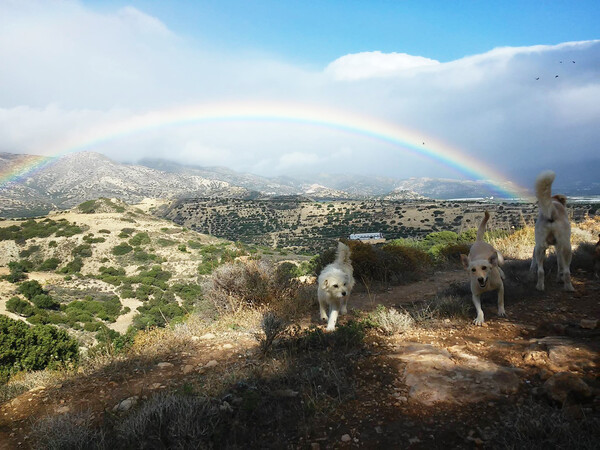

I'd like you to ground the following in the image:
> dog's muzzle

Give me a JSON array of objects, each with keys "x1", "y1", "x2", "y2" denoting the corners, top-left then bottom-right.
[
  {"x1": 478, "y1": 277, "x2": 487, "y2": 288},
  {"x1": 341, "y1": 291, "x2": 347, "y2": 296}
]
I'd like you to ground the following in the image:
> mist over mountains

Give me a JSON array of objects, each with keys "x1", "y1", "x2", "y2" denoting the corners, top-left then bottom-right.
[{"x1": 1, "y1": 151, "x2": 599, "y2": 218}]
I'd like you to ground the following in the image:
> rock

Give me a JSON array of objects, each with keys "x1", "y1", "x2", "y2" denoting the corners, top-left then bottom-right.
[
  {"x1": 55, "y1": 405, "x2": 70, "y2": 414},
  {"x1": 200, "y1": 333, "x2": 216, "y2": 340},
  {"x1": 580, "y1": 319, "x2": 598, "y2": 329},
  {"x1": 341, "y1": 434, "x2": 351, "y2": 442},
  {"x1": 392, "y1": 343, "x2": 520, "y2": 405},
  {"x1": 223, "y1": 343, "x2": 233, "y2": 349},
  {"x1": 113, "y1": 396, "x2": 139, "y2": 413},
  {"x1": 533, "y1": 337, "x2": 596, "y2": 371},
  {"x1": 205, "y1": 360, "x2": 218, "y2": 368},
  {"x1": 157, "y1": 362, "x2": 173, "y2": 369},
  {"x1": 543, "y1": 372, "x2": 592, "y2": 404},
  {"x1": 182, "y1": 365, "x2": 195, "y2": 374},
  {"x1": 375, "y1": 426, "x2": 383, "y2": 434}
]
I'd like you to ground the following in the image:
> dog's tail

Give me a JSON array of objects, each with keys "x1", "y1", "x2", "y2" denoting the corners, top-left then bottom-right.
[
  {"x1": 476, "y1": 211, "x2": 490, "y2": 242},
  {"x1": 535, "y1": 170, "x2": 555, "y2": 218},
  {"x1": 335, "y1": 241, "x2": 352, "y2": 266}
]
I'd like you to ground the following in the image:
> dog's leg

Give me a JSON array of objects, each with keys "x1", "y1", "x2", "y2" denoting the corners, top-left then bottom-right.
[
  {"x1": 326, "y1": 304, "x2": 339, "y2": 331},
  {"x1": 497, "y1": 283, "x2": 506, "y2": 317},
  {"x1": 533, "y1": 245, "x2": 546, "y2": 291},
  {"x1": 558, "y1": 244, "x2": 575, "y2": 292},
  {"x1": 340, "y1": 296, "x2": 348, "y2": 315},
  {"x1": 472, "y1": 294, "x2": 484, "y2": 326},
  {"x1": 318, "y1": 296, "x2": 328, "y2": 322}
]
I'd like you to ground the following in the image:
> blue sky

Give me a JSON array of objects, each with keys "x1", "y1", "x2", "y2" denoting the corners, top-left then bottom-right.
[
  {"x1": 1, "y1": 0, "x2": 599, "y2": 188},
  {"x1": 85, "y1": 0, "x2": 599, "y2": 64}
]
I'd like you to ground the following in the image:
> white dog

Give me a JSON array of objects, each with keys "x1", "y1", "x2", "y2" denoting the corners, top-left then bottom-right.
[
  {"x1": 317, "y1": 242, "x2": 355, "y2": 331},
  {"x1": 530, "y1": 170, "x2": 575, "y2": 291},
  {"x1": 460, "y1": 211, "x2": 506, "y2": 326}
]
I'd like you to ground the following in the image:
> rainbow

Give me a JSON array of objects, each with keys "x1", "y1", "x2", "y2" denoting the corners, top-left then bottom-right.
[{"x1": 0, "y1": 101, "x2": 531, "y2": 199}]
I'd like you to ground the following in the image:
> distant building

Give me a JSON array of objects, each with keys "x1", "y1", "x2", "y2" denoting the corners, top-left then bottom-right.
[{"x1": 349, "y1": 232, "x2": 385, "y2": 243}]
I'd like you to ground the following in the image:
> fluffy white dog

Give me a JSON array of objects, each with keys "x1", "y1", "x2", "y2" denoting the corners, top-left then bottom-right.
[
  {"x1": 460, "y1": 211, "x2": 506, "y2": 326},
  {"x1": 530, "y1": 170, "x2": 575, "y2": 291},
  {"x1": 317, "y1": 242, "x2": 355, "y2": 331}
]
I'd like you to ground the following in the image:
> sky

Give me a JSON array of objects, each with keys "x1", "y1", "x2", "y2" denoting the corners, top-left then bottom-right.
[{"x1": 1, "y1": 0, "x2": 599, "y2": 188}]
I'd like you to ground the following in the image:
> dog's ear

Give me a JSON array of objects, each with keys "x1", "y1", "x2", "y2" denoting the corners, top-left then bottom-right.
[
  {"x1": 488, "y1": 251, "x2": 499, "y2": 267},
  {"x1": 460, "y1": 254, "x2": 469, "y2": 269},
  {"x1": 322, "y1": 278, "x2": 329, "y2": 289}
]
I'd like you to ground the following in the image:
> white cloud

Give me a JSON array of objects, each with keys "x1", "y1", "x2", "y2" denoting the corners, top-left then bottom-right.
[
  {"x1": 325, "y1": 51, "x2": 440, "y2": 81},
  {"x1": 0, "y1": 1, "x2": 599, "y2": 185}
]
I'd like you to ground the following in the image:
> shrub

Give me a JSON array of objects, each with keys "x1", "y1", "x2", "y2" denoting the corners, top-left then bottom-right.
[
  {"x1": 368, "y1": 305, "x2": 414, "y2": 335},
  {"x1": 18, "y1": 280, "x2": 45, "y2": 299},
  {"x1": 203, "y1": 261, "x2": 273, "y2": 313},
  {"x1": 6, "y1": 297, "x2": 34, "y2": 317},
  {"x1": 3, "y1": 260, "x2": 30, "y2": 283},
  {"x1": 39, "y1": 257, "x2": 60, "y2": 271},
  {"x1": 77, "y1": 200, "x2": 98, "y2": 213},
  {"x1": 129, "y1": 232, "x2": 151, "y2": 247},
  {"x1": 112, "y1": 243, "x2": 133, "y2": 256},
  {"x1": 72, "y1": 244, "x2": 92, "y2": 258},
  {"x1": 31, "y1": 294, "x2": 59, "y2": 310},
  {"x1": 177, "y1": 244, "x2": 187, "y2": 252},
  {"x1": 59, "y1": 257, "x2": 84, "y2": 274},
  {"x1": 0, "y1": 315, "x2": 79, "y2": 383}
]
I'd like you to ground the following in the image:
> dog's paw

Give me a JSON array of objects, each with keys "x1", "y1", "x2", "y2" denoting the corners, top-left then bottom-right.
[
  {"x1": 498, "y1": 309, "x2": 506, "y2": 317},
  {"x1": 325, "y1": 325, "x2": 336, "y2": 332},
  {"x1": 473, "y1": 317, "x2": 484, "y2": 326},
  {"x1": 564, "y1": 284, "x2": 575, "y2": 292},
  {"x1": 535, "y1": 283, "x2": 545, "y2": 291}
]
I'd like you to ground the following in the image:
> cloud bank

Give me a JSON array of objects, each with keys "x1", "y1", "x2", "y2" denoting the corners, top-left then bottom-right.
[{"x1": 1, "y1": 1, "x2": 599, "y2": 185}]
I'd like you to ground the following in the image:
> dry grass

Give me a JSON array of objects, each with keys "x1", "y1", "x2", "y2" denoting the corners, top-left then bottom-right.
[{"x1": 0, "y1": 369, "x2": 71, "y2": 404}]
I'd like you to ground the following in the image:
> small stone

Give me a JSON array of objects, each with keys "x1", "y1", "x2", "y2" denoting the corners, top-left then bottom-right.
[
  {"x1": 113, "y1": 396, "x2": 138, "y2": 413},
  {"x1": 55, "y1": 406, "x2": 70, "y2": 414},
  {"x1": 580, "y1": 319, "x2": 598, "y2": 329},
  {"x1": 157, "y1": 362, "x2": 173, "y2": 369},
  {"x1": 223, "y1": 343, "x2": 233, "y2": 349},
  {"x1": 182, "y1": 365, "x2": 195, "y2": 374},
  {"x1": 408, "y1": 437, "x2": 421, "y2": 444},
  {"x1": 341, "y1": 434, "x2": 351, "y2": 442},
  {"x1": 151, "y1": 383, "x2": 162, "y2": 389},
  {"x1": 205, "y1": 360, "x2": 218, "y2": 368},
  {"x1": 200, "y1": 333, "x2": 216, "y2": 340}
]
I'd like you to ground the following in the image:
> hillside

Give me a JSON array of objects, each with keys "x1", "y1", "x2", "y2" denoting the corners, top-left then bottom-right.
[
  {"x1": 159, "y1": 197, "x2": 595, "y2": 252},
  {"x1": 0, "y1": 198, "x2": 267, "y2": 345},
  {"x1": 0, "y1": 152, "x2": 247, "y2": 218}
]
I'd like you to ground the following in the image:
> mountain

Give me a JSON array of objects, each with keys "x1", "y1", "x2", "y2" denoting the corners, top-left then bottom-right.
[{"x1": 0, "y1": 152, "x2": 247, "y2": 217}]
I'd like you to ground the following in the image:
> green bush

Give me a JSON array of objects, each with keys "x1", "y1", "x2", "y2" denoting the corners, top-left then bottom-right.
[
  {"x1": 39, "y1": 257, "x2": 60, "y2": 271},
  {"x1": 59, "y1": 257, "x2": 84, "y2": 274},
  {"x1": 78, "y1": 200, "x2": 98, "y2": 213},
  {"x1": 18, "y1": 280, "x2": 45, "y2": 299},
  {"x1": 112, "y1": 243, "x2": 133, "y2": 256},
  {"x1": 129, "y1": 232, "x2": 151, "y2": 247},
  {"x1": 3, "y1": 260, "x2": 30, "y2": 283},
  {"x1": 72, "y1": 244, "x2": 92, "y2": 258},
  {"x1": 6, "y1": 297, "x2": 34, "y2": 317},
  {"x1": 31, "y1": 294, "x2": 59, "y2": 310},
  {"x1": 0, "y1": 315, "x2": 79, "y2": 384}
]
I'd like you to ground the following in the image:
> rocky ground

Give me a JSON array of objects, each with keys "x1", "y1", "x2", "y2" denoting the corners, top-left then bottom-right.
[{"x1": 1, "y1": 263, "x2": 599, "y2": 449}]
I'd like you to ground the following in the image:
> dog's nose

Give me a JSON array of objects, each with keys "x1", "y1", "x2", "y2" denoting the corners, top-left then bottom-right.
[
  {"x1": 341, "y1": 291, "x2": 346, "y2": 296},
  {"x1": 478, "y1": 277, "x2": 484, "y2": 283}
]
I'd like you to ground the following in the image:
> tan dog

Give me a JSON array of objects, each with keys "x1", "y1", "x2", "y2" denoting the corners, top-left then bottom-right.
[
  {"x1": 317, "y1": 242, "x2": 355, "y2": 331},
  {"x1": 461, "y1": 211, "x2": 506, "y2": 326},
  {"x1": 530, "y1": 171, "x2": 575, "y2": 291}
]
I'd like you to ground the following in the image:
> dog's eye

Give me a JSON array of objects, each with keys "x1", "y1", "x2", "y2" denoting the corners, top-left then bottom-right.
[
  {"x1": 482, "y1": 266, "x2": 487, "y2": 271},
  {"x1": 333, "y1": 284, "x2": 338, "y2": 288},
  {"x1": 471, "y1": 268, "x2": 476, "y2": 272}
]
